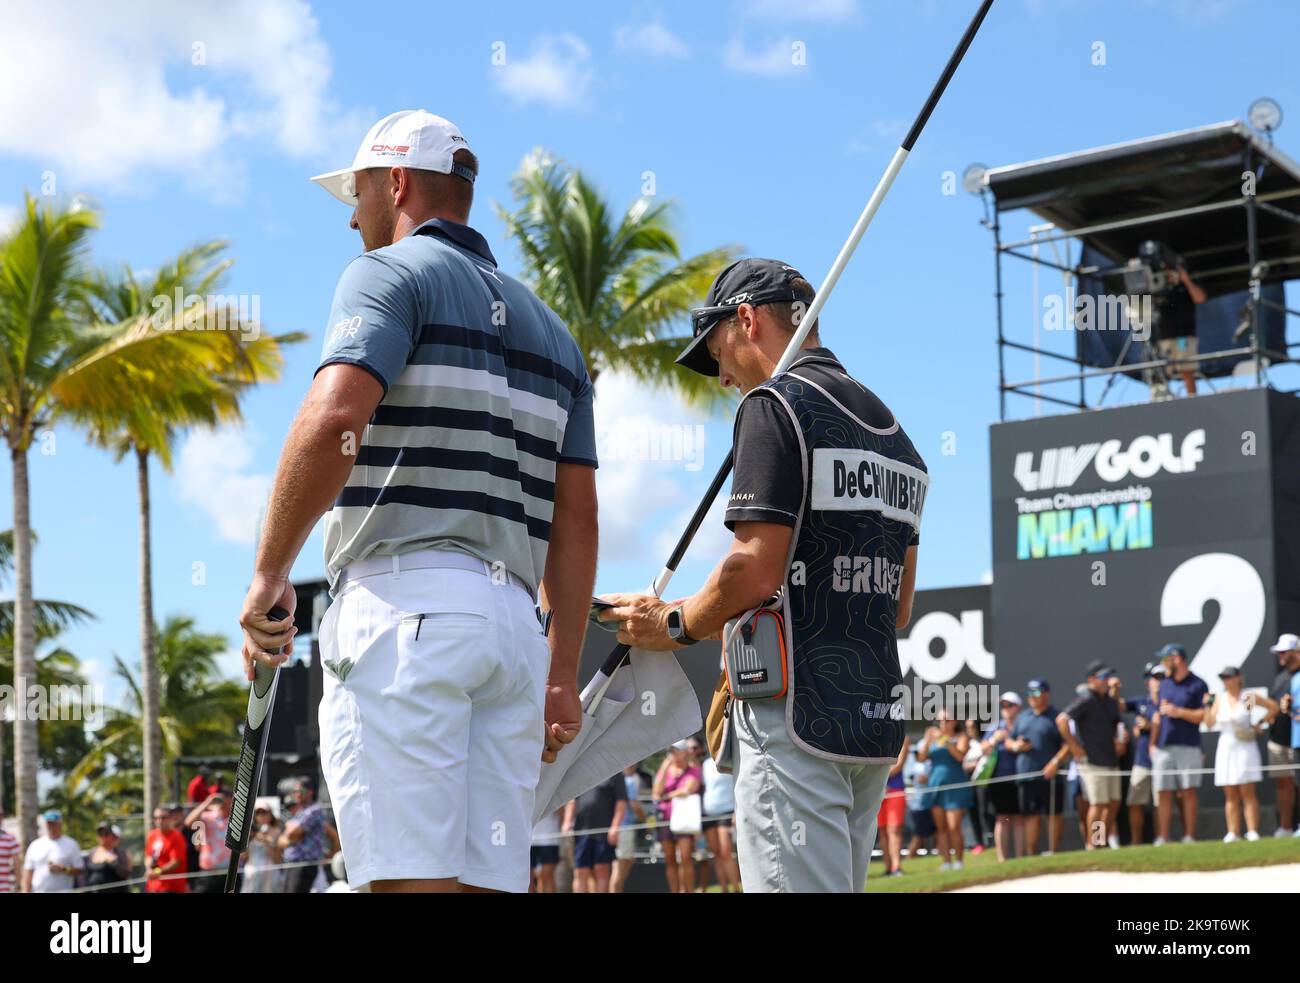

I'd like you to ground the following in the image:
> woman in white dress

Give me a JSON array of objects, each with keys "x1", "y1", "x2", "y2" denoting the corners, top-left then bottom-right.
[
  {"x1": 240, "y1": 805, "x2": 286, "y2": 893},
  {"x1": 1206, "y1": 666, "x2": 1278, "y2": 842}
]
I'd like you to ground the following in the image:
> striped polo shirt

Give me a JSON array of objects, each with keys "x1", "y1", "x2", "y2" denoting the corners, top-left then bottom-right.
[
  {"x1": 0, "y1": 829, "x2": 18, "y2": 892},
  {"x1": 317, "y1": 218, "x2": 597, "y2": 595}
]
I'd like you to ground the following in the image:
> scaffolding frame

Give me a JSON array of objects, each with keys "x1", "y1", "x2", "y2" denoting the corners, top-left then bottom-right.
[{"x1": 985, "y1": 131, "x2": 1300, "y2": 421}]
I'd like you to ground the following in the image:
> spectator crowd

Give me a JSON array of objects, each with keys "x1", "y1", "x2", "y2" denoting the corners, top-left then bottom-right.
[
  {"x1": 883, "y1": 633, "x2": 1300, "y2": 876},
  {"x1": 1, "y1": 772, "x2": 341, "y2": 893},
  {"x1": 4, "y1": 633, "x2": 1297, "y2": 892},
  {"x1": 531, "y1": 735, "x2": 740, "y2": 893}
]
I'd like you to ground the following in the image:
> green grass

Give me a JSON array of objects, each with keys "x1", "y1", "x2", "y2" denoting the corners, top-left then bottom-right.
[{"x1": 866, "y1": 836, "x2": 1300, "y2": 893}]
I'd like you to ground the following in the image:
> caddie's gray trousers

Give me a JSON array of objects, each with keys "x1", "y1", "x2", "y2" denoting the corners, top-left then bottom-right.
[{"x1": 732, "y1": 696, "x2": 891, "y2": 893}]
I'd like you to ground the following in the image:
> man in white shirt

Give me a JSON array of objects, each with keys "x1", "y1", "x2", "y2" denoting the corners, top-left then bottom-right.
[{"x1": 22, "y1": 810, "x2": 84, "y2": 893}]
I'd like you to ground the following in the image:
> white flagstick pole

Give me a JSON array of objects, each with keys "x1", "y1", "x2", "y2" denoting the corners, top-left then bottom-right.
[{"x1": 592, "y1": 0, "x2": 996, "y2": 692}]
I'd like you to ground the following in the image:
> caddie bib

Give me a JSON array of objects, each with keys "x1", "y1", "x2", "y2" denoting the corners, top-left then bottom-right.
[{"x1": 752, "y1": 354, "x2": 928, "y2": 764}]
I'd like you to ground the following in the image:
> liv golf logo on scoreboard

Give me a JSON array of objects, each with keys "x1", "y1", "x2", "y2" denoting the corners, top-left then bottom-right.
[
  {"x1": 1011, "y1": 427, "x2": 1204, "y2": 559},
  {"x1": 988, "y1": 389, "x2": 1298, "y2": 692}
]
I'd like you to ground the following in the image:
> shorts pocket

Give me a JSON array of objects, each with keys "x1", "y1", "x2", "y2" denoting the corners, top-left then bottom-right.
[
  {"x1": 317, "y1": 598, "x2": 349, "y2": 682},
  {"x1": 392, "y1": 608, "x2": 498, "y2": 704},
  {"x1": 400, "y1": 609, "x2": 491, "y2": 631}
]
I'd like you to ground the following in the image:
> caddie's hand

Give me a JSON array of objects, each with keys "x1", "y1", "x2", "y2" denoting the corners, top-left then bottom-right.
[
  {"x1": 542, "y1": 682, "x2": 582, "y2": 763},
  {"x1": 597, "y1": 592, "x2": 675, "y2": 651},
  {"x1": 239, "y1": 574, "x2": 297, "y2": 680}
]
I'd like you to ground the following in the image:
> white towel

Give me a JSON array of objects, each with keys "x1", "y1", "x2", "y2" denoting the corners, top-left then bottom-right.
[{"x1": 533, "y1": 648, "x2": 702, "y2": 823}]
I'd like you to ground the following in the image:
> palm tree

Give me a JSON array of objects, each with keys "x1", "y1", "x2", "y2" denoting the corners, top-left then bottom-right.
[
  {"x1": 0, "y1": 193, "x2": 98, "y2": 846},
  {"x1": 0, "y1": 530, "x2": 93, "y2": 815},
  {"x1": 0, "y1": 637, "x2": 94, "y2": 801},
  {"x1": 496, "y1": 150, "x2": 741, "y2": 408},
  {"x1": 0, "y1": 192, "x2": 298, "y2": 846},
  {"x1": 70, "y1": 242, "x2": 304, "y2": 826},
  {"x1": 67, "y1": 615, "x2": 247, "y2": 820},
  {"x1": 0, "y1": 530, "x2": 93, "y2": 640}
]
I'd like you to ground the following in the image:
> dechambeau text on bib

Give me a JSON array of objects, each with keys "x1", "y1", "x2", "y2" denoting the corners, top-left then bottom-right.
[{"x1": 810, "y1": 448, "x2": 928, "y2": 528}]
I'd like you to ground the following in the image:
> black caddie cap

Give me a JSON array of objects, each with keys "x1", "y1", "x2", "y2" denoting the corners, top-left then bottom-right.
[
  {"x1": 1084, "y1": 659, "x2": 1112, "y2": 679},
  {"x1": 676, "y1": 258, "x2": 813, "y2": 377},
  {"x1": 1217, "y1": 665, "x2": 1242, "y2": 679}
]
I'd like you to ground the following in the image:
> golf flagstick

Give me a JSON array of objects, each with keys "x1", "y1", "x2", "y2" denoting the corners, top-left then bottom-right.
[
  {"x1": 224, "y1": 604, "x2": 290, "y2": 893},
  {"x1": 588, "y1": 0, "x2": 994, "y2": 704}
]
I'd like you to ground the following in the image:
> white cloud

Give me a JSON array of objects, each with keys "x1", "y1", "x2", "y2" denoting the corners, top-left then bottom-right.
[
  {"x1": 595, "y1": 445, "x2": 684, "y2": 560},
  {"x1": 0, "y1": 0, "x2": 367, "y2": 199},
  {"x1": 722, "y1": 38, "x2": 805, "y2": 77},
  {"x1": 0, "y1": 204, "x2": 19, "y2": 236},
  {"x1": 78, "y1": 658, "x2": 109, "y2": 688},
  {"x1": 614, "y1": 20, "x2": 690, "y2": 59},
  {"x1": 215, "y1": 647, "x2": 248, "y2": 684},
  {"x1": 652, "y1": 495, "x2": 733, "y2": 574},
  {"x1": 494, "y1": 34, "x2": 594, "y2": 110},
  {"x1": 591, "y1": 372, "x2": 718, "y2": 573},
  {"x1": 176, "y1": 427, "x2": 273, "y2": 546},
  {"x1": 741, "y1": 0, "x2": 857, "y2": 21}
]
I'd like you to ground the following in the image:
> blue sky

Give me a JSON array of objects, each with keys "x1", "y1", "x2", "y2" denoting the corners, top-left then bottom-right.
[{"x1": 1, "y1": 0, "x2": 1297, "y2": 703}]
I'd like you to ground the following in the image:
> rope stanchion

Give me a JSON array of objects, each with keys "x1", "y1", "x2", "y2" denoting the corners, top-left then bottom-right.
[{"x1": 44, "y1": 759, "x2": 1300, "y2": 889}]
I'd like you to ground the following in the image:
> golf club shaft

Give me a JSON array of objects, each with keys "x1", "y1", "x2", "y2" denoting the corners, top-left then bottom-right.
[
  {"x1": 594, "y1": 0, "x2": 993, "y2": 684},
  {"x1": 224, "y1": 604, "x2": 290, "y2": 894}
]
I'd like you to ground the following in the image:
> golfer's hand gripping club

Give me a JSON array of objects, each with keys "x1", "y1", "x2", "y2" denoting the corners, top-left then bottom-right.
[{"x1": 224, "y1": 604, "x2": 290, "y2": 893}]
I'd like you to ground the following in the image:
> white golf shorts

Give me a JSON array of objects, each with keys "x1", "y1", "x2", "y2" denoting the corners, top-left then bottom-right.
[{"x1": 318, "y1": 549, "x2": 549, "y2": 892}]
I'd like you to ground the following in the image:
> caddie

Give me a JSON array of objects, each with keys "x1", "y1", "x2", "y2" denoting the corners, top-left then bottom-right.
[
  {"x1": 601, "y1": 258, "x2": 926, "y2": 892},
  {"x1": 238, "y1": 110, "x2": 598, "y2": 893}
]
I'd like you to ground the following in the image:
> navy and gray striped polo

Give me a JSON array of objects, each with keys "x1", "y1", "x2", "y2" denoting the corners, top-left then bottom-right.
[{"x1": 317, "y1": 218, "x2": 597, "y2": 595}]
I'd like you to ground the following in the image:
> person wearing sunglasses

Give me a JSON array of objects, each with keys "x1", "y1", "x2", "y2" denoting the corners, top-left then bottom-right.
[{"x1": 601, "y1": 258, "x2": 926, "y2": 892}]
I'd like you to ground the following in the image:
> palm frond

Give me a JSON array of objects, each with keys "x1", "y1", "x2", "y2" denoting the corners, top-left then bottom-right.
[
  {"x1": 497, "y1": 152, "x2": 741, "y2": 407},
  {"x1": 0, "y1": 193, "x2": 100, "y2": 448}
]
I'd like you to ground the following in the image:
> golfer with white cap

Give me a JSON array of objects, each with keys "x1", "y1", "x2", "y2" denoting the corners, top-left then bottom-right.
[
  {"x1": 602, "y1": 259, "x2": 926, "y2": 892},
  {"x1": 239, "y1": 110, "x2": 599, "y2": 893}
]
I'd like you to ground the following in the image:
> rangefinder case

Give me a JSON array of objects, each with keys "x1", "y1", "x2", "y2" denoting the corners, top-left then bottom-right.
[{"x1": 722, "y1": 603, "x2": 789, "y2": 701}]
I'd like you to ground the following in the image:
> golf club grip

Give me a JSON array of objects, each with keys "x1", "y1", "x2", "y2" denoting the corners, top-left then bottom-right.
[
  {"x1": 224, "y1": 604, "x2": 290, "y2": 890},
  {"x1": 598, "y1": 642, "x2": 633, "y2": 678}
]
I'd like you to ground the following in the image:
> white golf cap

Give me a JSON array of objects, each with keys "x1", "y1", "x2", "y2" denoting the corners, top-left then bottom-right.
[
  {"x1": 310, "y1": 109, "x2": 475, "y2": 205},
  {"x1": 1271, "y1": 632, "x2": 1300, "y2": 653},
  {"x1": 999, "y1": 691, "x2": 1022, "y2": 706}
]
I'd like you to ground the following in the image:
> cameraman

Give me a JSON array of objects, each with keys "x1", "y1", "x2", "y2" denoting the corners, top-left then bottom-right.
[{"x1": 1150, "y1": 251, "x2": 1206, "y2": 396}]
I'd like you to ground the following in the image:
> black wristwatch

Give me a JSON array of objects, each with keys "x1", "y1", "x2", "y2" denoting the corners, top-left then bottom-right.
[{"x1": 666, "y1": 605, "x2": 699, "y2": 646}]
